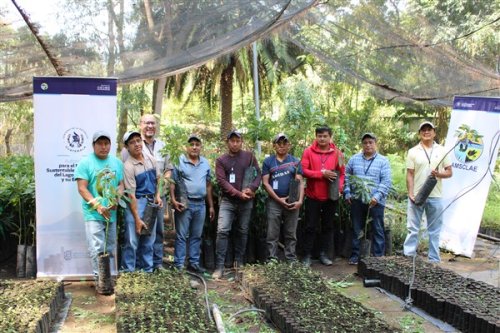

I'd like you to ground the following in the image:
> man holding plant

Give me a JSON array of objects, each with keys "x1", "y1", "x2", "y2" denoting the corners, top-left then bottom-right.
[
  {"x1": 262, "y1": 133, "x2": 304, "y2": 262},
  {"x1": 344, "y1": 133, "x2": 392, "y2": 265},
  {"x1": 170, "y1": 134, "x2": 215, "y2": 273},
  {"x1": 300, "y1": 125, "x2": 345, "y2": 267},
  {"x1": 404, "y1": 121, "x2": 452, "y2": 263},
  {"x1": 121, "y1": 131, "x2": 163, "y2": 273},
  {"x1": 212, "y1": 130, "x2": 262, "y2": 279},
  {"x1": 122, "y1": 114, "x2": 173, "y2": 271},
  {"x1": 75, "y1": 131, "x2": 124, "y2": 284}
]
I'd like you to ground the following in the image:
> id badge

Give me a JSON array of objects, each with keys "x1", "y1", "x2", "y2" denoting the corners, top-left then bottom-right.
[
  {"x1": 229, "y1": 173, "x2": 236, "y2": 183},
  {"x1": 272, "y1": 179, "x2": 279, "y2": 190}
]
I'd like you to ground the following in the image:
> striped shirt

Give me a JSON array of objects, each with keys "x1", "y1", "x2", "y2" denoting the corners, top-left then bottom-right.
[{"x1": 343, "y1": 152, "x2": 392, "y2": 206}]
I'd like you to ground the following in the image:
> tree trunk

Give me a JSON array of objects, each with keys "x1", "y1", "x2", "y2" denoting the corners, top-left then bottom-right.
[
  {"x1": 117, "y1": 85, "x2": 129, "y2": 153},
  {"x1": 220, "y1": 56, "x2": 235, "y2": 141},
  {"x1": 5, "y1": 128, "x2": 13, "y2": 155},
  {"x1": 152, "y1": 77, "x2": 167, "y2": 116}
]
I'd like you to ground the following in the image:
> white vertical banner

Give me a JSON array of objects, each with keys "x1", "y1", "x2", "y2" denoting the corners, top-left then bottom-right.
[
  {"x1": 34, "y1": 77, "x2": 117, "y2": 279},
  {"x1": 440, "y1": 96, "x2": 500, "y2": 257}
]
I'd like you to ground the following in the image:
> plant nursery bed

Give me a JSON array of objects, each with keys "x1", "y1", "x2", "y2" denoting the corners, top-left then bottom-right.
[
  {"x1": 358, "y1": 256, "x2": 500, "y2": 333},
  {"x1": 115, "y1": 270, "x2": 216, "y2": 332},
  {"x1": 0, "y1": 279, "x2": 65, "y2": 333},
  {"x1": 242, "y1": 262, "x2": 399, "y2": 333}
]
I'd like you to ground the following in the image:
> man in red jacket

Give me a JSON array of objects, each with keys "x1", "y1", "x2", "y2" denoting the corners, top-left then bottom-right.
[{"x1": 300, "y1": 125, "x2": 345, "y2": 266}]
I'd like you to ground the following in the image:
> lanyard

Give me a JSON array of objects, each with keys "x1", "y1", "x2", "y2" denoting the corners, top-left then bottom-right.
[
  {"x1": 421, "y1": 143, "x2": 434, "y2": 166},
  {"x1": 363, "y1": 154, "x2": 376, "y2": 175}
]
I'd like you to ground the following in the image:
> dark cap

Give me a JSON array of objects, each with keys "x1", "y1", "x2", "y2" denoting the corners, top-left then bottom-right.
[
  {"x1": 122, "y1": 131, "x2": 141, "y2": 144},
  {"x1": 92, "y1": 130, "x2": 111, "y2": 143},
  {"x1": 188, "y1": 134, "x2": 202, "y2": 143},
  {"x1": 273, "y1": 133, "x2": 289, "y2": 144},
  {"x1": 361, "y1": 132, "x2": 377, "y2": 141},
  {"x1": 418, "y1": 121, "x2": 436, "y2": 131},
  {"x1": 226, "y1": 129, "x2": 242, "y2": 140}
]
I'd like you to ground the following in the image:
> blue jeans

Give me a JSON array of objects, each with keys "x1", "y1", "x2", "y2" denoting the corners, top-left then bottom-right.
[
  {"x1": 215, "y1": 197, "x2": 253, "y2": 268},
  {"x1": 350, "y1": 199, "x2": 385, "y2": 260},
  {"x1": 174, "y1": 199, "x2": 206, "y2": 269},
  {"x1": 404, "y1": 197, "x2": 443, "y2": 262},
  {"x1": 153, "y1": 196, "x2": 167, "y2": 269},
  {"x1": 120, "y1": 197, "x2": 157, "y2": 272},
  {"x1": 266, "y1": 198, "x2": 299, "y2": 261},
  {"x1": 85, "y1": 220, "x2": 116, "y2": 278}
]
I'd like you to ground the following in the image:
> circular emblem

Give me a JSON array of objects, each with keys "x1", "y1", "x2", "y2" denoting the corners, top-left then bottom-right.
[
  {"x1": 63, "y1": 128, "x2": 88, "y2": 152},
  {"x1": 454, "y1": 137, "x2": 483, "y2": 163},
  {"x1": 41, "y1": 82, "x2": 48, "y2": 90}
]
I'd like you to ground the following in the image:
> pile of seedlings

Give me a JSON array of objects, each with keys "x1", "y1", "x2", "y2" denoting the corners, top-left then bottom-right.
[
  {"x1": 115, "y1": 270, "x2": 216, "y2": 332},
  {"x1": 359, "y1": 256, "x2": 500, "y2": 333},
  {"x1": 242, "y1": 261, "x2": 399, "y2": 333},
  {"x1": 0, "y1": 279, "x2": 65, "y2": 333}
]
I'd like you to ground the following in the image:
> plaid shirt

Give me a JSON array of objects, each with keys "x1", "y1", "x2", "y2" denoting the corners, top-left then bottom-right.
[{"x1": 343, "y1": 152, "x2": 392, "y2": 206}]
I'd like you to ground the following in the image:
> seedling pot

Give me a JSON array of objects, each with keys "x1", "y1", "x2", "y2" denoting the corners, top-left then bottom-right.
[
  {"x1": 97, "y1": 252, "x2": 113, "y2": 295},
  {"x1": 25, "y1": 245, "x2": 37, "y2": 278},
  {"x1": 16, "y1": 244, "x2": 27, "y2": 278},
  {"x1": 359, "y1": 239, "x2": 371, "y2": 259},
  {"x1": 287, "y1": 179, "x2": 300, "y2": 203},
  {"x1": 140, "y1": 201, "x2": 159, "y2": 236},
  {"x1": 328, "y1": 176, "x2": 339, "y2": 201}
]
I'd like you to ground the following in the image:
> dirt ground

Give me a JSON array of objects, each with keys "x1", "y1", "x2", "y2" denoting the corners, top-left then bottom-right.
[{"x1": 1, "y1": 237, "x2": 498, "y2": 333}]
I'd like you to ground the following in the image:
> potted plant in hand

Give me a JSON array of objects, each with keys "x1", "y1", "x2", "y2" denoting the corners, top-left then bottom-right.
[
  {"x1": 92, "y1": 178, "x2": 130, "y2": 295},
  {"x1": 348, "y1": 175, "x2": 375, "y2": 259}
]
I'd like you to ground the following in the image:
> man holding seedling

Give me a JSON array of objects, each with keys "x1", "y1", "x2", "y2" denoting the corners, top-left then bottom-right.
[
  {"x1": 300, "y1": 125, "x2": 345, "y2": 267},
  {"x1": 262, "y1": 133, "x2": 304, "y2": 262},
  {"x1": 212, "y1": 130, "x2": 262, "y2": 279},
  {"x1": 75, "y1": 131, "x2": 124, "y2": 287},
  {"x1": 122, "y1": 114, "x2": 173, "y2": 271},
  {"x1": 121, "y1": 130, "x2": 163, "y2": 272},
  {"x1": 170, "y1": 134, "x2": 215, "y2": 273},
  {"x1": 344, "y1": 133, "x2": 392, "y2": 265},
  {"x1": 404, "y1": 121, "x2": 452, "y2": 263}
]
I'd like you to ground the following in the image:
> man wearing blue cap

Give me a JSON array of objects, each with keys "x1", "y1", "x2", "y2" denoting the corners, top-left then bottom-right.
[
  {"x1": 344, "y1": 132, "x2": 392, "y2": 265},
  {"x1": 75, "y1": 131, "x2": 124, "y2": 291},
  {"x1": 212, "y1": 129, "x2": 262, "y2": 279},
  {"x1": 262, "y1": 133, "x2": 304, "y2": 262}
]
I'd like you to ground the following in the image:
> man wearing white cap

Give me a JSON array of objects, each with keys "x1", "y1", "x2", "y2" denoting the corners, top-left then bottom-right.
[
  {"x1": 404, "y1": 121, "x2": 452, "y2": 263},
  {"x1": 75, "y1": 131, "x2": 124, "y2": 291},
  {"x1": 121, "y1": 131, "x2": 163, "y2": 272}
]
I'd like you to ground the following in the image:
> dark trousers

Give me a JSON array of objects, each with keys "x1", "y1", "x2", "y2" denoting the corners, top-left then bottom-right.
[
  {"x1": 303, "y1": 197, "x2": 338, "y2": 257},
  {"x1": 350, "y1": 199, "x2": 385, "y2": 259}
]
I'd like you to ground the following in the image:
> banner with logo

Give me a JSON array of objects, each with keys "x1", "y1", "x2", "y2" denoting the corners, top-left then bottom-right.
[
  {"x1": 34, "y1": 77, "x2": 117, "y2": 279},
  {"x1": 440, "y1": 96, "x2": 500, "y2": 257}
]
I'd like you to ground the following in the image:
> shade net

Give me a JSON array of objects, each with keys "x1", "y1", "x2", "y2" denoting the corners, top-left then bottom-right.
[{"x1": 0, "y1": 0, "x2": 498, "y2": 105}]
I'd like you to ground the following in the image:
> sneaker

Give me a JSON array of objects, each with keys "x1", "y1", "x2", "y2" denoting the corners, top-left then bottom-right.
[
  {"x1": 187, "y1": 264, "x2": 206, "y2": 274},
  {"x1": 319, "y1": 255, "x2": 333, "y2": 266},
  {"x1": 348, "y1": 257, "x2": 358, "y2": 265},
  {"x1": 302, "y1": 255, "x2": 311, "y2": 267},
  {"x1": 212, "y1": 267, "x2": 224, "y2": 279},
  {"x1": 153, "y1": 265, "x2": 166, "y2": 272}
]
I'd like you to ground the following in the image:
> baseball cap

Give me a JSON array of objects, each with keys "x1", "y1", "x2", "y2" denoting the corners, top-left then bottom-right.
[
  {"x1": 226, "y1": 129, "x2": 242, "y2": 140},
  {"x1": 123, "y1": 131, "x2": 141, "y2": 144},
  {"x1": 188, "y1": 134, "x2": 202, "y2": 143},
  {"x1": 418, "y1": 121, "x2": 436, "y2": 131},
  {"x1": 361, "y1": 132, "x2": 377, "y2": 141},
  {"x1": 273, "y1": 133, "x2": 289, "y2": 143},
  {"x1": 92, "y1": 131, "x2": 111, "y2": 143}
]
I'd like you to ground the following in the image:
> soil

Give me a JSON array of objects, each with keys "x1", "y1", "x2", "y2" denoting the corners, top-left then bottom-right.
[{"x1": 0, "y1": 237, "x2": 497, "y2": 332}]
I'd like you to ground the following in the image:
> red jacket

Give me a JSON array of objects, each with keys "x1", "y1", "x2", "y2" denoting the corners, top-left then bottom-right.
[{"x1": 301, "y1": 140, "x2": 345, "y2": 201}]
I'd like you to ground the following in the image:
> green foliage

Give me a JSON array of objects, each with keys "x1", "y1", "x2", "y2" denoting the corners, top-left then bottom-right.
[
  {"x1": 482, "y1": 167, "x2": 500, "y2": 232},
  {"x1": 0, "y1": 156, "x2": 35, "y2": 244}
]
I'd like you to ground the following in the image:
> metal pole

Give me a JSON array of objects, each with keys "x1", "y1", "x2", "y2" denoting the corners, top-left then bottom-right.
[{"x1": 252, "y1": 42, "x2": 261, "y2": 156}]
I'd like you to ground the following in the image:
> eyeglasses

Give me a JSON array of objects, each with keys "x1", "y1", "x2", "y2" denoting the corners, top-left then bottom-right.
[{"x1": 141, "y1": 121, "x2": 156, "y2": 126}]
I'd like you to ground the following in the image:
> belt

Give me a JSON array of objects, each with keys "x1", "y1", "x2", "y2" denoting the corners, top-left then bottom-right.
[
  {"x1": 137, "y1": 194, "x2": 155, "y2": 199},
  {"x1": 188, "y1": 197, "x2": 205, "y2": 202}
]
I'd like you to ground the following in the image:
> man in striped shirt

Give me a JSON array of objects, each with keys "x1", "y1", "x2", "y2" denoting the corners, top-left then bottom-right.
[{"x1": 344, "y1": 133, "x2": 392, "y2": 265}]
